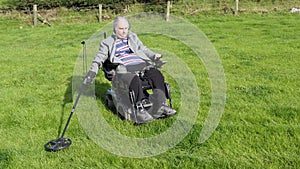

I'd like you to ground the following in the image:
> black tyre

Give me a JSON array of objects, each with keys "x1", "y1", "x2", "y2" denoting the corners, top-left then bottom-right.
[{"x1": 105, "y1": 94, "x2": 115, "y2": 110}]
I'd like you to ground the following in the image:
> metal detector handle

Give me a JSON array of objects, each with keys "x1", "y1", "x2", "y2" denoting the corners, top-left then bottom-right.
[
  {"x1": 81, "y1": 41, "x2": 88, "y2": 75},
  {"x1": 60, "y1": 78, "x2": 87, "y2": 138},
  {"x1": 81, "y1": 31, "x2": 106, "y2": 76}
]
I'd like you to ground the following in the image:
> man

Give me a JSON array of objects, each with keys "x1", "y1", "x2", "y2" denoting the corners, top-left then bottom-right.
[{"x1": 86, "y1": 16, "x2": 176, "y2": 122}]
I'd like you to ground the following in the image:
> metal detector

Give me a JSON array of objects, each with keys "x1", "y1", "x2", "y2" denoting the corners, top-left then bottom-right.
[
  {"x1": 44, "y1": 40, "x2": 89, "y2": 152},
  {"x1": 44, "y1": 32, "x2": 106, "y2": 152},
  {"x1": 44, "y1": 77, "x2": 88, "y2": 152}
]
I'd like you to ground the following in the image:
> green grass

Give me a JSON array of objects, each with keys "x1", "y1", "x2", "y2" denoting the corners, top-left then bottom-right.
[{"x1": 1, "y1": 10, "x2": 300, "y2": 168}]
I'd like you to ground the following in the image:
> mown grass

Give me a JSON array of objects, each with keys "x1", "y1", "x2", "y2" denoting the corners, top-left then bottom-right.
[{"x1": 0, "y1": 10, "x2": 300, "y2": 169}]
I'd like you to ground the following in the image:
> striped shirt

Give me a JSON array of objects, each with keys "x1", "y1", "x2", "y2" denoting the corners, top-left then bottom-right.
[{"x1": 115, "y1": 38, "x2": 145, "y2": 67}]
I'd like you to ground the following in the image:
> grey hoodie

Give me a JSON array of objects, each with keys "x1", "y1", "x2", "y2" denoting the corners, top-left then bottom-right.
[{"x1": 90, "y1": 31, "x2": 157, "y2": 74}]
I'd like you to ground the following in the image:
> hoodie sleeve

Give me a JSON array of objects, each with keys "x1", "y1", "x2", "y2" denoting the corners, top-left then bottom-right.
[{"x1": 90, "y1": 39, "x2": 110, "y2": 74}]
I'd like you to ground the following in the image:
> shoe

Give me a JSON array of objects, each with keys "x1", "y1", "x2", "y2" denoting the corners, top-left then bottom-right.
[
  {"x1": 135, "y1": 108, "x2": 154, "y2": 124},
  {"x1": 159, "y1": 104, "x2": 177, "y2": 117},
  {"x1": 151, "y1": 110, "x2": 165, "y2": 119}
]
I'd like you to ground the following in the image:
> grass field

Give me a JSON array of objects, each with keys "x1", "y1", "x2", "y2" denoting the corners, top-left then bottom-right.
[{"x1": 0, "y1": 10, "x2": 299, "y2": 169}]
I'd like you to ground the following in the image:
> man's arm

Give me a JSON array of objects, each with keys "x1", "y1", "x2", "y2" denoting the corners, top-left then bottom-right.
[
  {"x1": 86, "y1": 38, "x2": 110, "y2": 83},
  {"x1": 90, "y1": 40, "x2": 110, "y2": 74}
]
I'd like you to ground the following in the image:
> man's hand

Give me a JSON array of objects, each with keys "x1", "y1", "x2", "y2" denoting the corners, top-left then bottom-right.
[
  {"x1": 85, "y1": 71, "x2": 96, "y2": 84},
  {"x1": 154, "y1": 54, "x2": 162, "y2": 61}
]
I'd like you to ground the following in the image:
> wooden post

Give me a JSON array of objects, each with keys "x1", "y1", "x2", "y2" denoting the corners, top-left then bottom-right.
[
  {"x1": 235, "y1": 0, "x2": 239, "y2": 16},
  {"x1": 98, "y1": 4, "x2": 102, "y2": 23},
  {"x1": 166, "y1": 1, "x2": 170, "y2": 21},
  {"x1": 33, "y1": 4, "x2": 37, "y2": 27}
]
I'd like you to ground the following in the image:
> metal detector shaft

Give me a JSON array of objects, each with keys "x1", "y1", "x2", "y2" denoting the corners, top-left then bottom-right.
[{"x1": 60, "y1": 78, "x2": 87, "y2": 138}]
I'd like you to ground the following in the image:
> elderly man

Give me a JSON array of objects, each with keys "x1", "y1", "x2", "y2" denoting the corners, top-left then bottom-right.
[{"x1": 86, "y1": 16, "x2": 176, "y2": 122}]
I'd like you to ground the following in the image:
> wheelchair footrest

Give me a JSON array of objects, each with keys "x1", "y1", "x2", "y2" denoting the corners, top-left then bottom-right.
[{"x1": 141, "y1": 99, "x2": 153, "y2": 108}]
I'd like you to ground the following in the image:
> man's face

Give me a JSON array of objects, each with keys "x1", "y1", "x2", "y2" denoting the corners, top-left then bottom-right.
[{"x1": 115, "y1": 19, "x2": 129, "y2": 38}]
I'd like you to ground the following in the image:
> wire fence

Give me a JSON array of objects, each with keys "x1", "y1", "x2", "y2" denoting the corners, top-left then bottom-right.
[
  {"x1": 172, "y1": 0, "x2": 300, "y2": 15},
  {"x1": 68, "y1": 0, "x2": 300, "y2": 16},
  {"x1": 2, "y1": 0, "x2": 300, "y2": 28}
]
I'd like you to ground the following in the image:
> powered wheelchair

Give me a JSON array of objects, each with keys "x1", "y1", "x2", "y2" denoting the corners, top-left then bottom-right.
[{"x1": 102, "y1": 59, "x2": 174, "y2": 124}]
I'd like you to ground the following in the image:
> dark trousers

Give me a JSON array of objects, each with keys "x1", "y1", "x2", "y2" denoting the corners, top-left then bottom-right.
[{"x1": 129, "y1": 68, "x2": 166, "y2": 102}]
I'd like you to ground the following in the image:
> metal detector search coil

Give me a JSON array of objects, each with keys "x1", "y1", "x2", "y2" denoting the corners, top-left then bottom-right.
[
  {"x1": 44, "y1": 68, "x2": 88, "y2": 152},
  {"x1": 44, "y1": 138, "x2": 72, "y2": 152}
]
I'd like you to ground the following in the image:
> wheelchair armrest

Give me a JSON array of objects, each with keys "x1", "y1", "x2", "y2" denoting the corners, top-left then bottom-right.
[
  {"x1": 103, "y1": 69, "x2": 115, "y2": 81},
  {"x1": 103, "y1": 60, "x2": 119, "y2": 71},
  {"x1": 102, "y1": 60, "x2": 119, "y2": 81}
]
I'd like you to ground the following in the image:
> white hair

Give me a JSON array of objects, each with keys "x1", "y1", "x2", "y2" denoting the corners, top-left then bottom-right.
[{"x1": 113, "y1": 16, "x2": 130, "y2": 33}]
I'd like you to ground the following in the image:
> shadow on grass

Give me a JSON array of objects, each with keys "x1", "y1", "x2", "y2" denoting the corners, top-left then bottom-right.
[
  {"x1": 57, "y1": 76, "x2": 111, "y2": 138},
  {"x1": 0, "y1": 149, "x2": 12, "y2": 169}
]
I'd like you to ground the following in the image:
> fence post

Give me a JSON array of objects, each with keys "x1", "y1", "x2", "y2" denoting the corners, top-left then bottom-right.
[
  {"x1": 166, "y1": 1, "x2": 170, "y2": 21},
  {"x1": 235, "y1": 0, "x2": 239, "y2": 16},
  {"x1": 98, "y1": 4, "x2": 102, "y2": 23},
  {"x1": 33, "y1": 4, "x2": 37, "y2": 27}
]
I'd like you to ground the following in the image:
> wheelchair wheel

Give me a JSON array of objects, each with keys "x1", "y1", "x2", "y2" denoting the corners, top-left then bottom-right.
[{"x1": 105, "y1": 94, "x2": 115, "y2": 110}]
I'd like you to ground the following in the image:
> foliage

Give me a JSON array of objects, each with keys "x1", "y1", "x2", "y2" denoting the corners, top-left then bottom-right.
[{"x1": 0, "y1": 0, "x2": 178, "y2": 11}]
